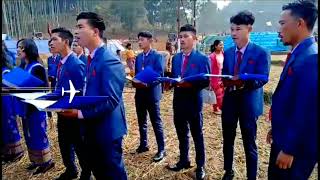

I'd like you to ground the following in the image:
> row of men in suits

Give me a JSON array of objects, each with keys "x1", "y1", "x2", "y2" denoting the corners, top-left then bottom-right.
[{"x1": 130, "y1": 1, "x2": 318, "y2": 180}]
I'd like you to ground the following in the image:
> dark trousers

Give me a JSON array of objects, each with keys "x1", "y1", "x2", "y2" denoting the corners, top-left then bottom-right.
[
  {"x1": 173, "y1": 107, "x2": 205, "y2": 167},
  {"x1": 57, "y1": 116, "x2": 91, "y2": 178},
  {"x1": 86, "y1": 136, "x2": 127, "y2": 180},
  {"x1": 268, "y1": 144, "x2": 317, "y2": 180},
  {"x1": 222, "y1": 110, "x2": 258, "y2": 180},
  {"x1": 135, "y1": 99, "x2": 165, "y2": 152}
]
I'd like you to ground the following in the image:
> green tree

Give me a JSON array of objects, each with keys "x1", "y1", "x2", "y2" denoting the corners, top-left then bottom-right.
[{"x1": 110, "y1": 0, "x2": 145, "y2": 31}]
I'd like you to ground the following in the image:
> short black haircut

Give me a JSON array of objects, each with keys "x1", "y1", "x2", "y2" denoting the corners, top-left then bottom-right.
[
  {"x1": 137, "y1": 31, "x2": 153, "y2": 39},
  {"x1": 16, "y1": 38, "x2": 40, "y2": 62},
  {"x1": 282, "y1": 0, "x2": 318, "y2": 31},
  {"x1": 179, "y1": 24, "x2": 196, "y2": 34},
  {"x1": 230, "y1": 10, "x2": 255, "y2": 25},
  {"x1": 126, "y1": 43, "x2": 132, "y2": 48},
  {"x1": 76, "y1": 12, "x2": 106, "y2": 38},
  {"x1": 51, "y1": 27, "x2": 74, "y2": 47}
]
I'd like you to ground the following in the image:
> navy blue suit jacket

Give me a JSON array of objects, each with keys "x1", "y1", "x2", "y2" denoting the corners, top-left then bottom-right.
[
  {"x1": 47, "y1": 55, "x2": 61, "y2": 78},
  {"x1": 135, "y1": 49, "x2": 165, "y2": 102},
  {"x1": 271, "y1": 37, "x2": 318, "y2": 158},
  {"x1": 80, "y1": 45, "x2": 127, "y2": 141},
  {"x1": 78, "y1": 54, "x2": 88, "y2": 65},
  {"x1": 222, "y1": 42, "x2": 271, "y2": 117},
  {"x1": 171, "y1": 49, "x2": 211, "y2": 113},
  {"x1": 55, "y1": 53, "x2": 85, "y2": 94}
]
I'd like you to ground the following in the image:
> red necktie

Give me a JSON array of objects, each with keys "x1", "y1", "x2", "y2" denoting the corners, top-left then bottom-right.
[
  {"x1": 87, "y1": 55, "x2": 92, "y2": 73},
  {"x1": 57, "y1": 61, "x2": 62, "y2": 80},
  {"x1": 181, "y1": 55, "x2": 189, "y2": 77},
  {"x1": 234, "y1": 51, "x2": 242, "y2": 75},
  {"x1": 284, "y1": 52, "x2": 291, "y2": 66}
]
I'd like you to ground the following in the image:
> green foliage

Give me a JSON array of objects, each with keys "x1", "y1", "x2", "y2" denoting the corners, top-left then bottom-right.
[{"x1": 110, "y1": 0, "x2": 145, "y2": 31}]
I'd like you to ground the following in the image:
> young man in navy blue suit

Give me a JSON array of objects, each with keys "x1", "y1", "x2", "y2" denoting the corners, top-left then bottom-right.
[
  {"x1": 72, "y1": 41, "x2": 88, "y2": 65},
  {"x1": 133, "y1": 31, "x2": 166, "y2": 162},
  {"x1": 61, "y1": 12, "x2": 128, "y2": 180},
  {"x1": 267, "y1": 1, "x2": 318, "y2": 179},
  {"x1": 47, "y1": 40, "x2": 61, "y2": 89},
  {"x1": 49, "y1": 27, "x2": 90, "y2": 180},
  {"x1": 166, "y1": 24, "x2": 210, "y2": 180},
  {"x1": 47, "y1": 40, "x2": 61, "y2": 123},
  {"x1": 221, "y1": 11, "x2": 271, "y2": 180}
]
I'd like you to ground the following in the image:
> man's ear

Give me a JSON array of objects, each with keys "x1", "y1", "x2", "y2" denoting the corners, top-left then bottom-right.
[
  {"x1": 297, "y1": 18, "x2": 305, "y2": 29},
  {"x1": 93, "y1": 28, "x2": 100, "y2": 37},
  {"x1": 248, "y1": 25, "x2": 253, "y2": 32},
  {"x1": 193, "y1": 34, "x2": 198, "y2": 40},
  {"x1": 64, "y1": 39, "x2": 70, "y2": 47}
]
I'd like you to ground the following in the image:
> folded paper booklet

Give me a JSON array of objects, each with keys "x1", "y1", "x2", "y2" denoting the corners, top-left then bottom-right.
[
  {"x1": 12, "y1": 92, "x2": 110, "y2": 112},
  {"x1": 126, "y1": 76, "x2": 134, "y2": 81},
  {"x1": 128, "y1": 68, "x2": 260, "y2": 84},
  {"x1": 157, "y1": 73, "x2": 233, "y2": 83},
  {"x1": 238, "y1": 73, "x2": 268, "y2": 81},
  {"x1": 2, "y1": 67, "x2": 45, "y2": 88},
  {"x1": 157, "y1": 73, "x2": 268, "y2": 83},
  {"x1": 132, "y1": 66, "x2": 161, "y2": 84}
]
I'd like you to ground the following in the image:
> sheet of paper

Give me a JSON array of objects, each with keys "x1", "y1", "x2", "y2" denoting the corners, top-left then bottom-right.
[
  {"x1": 23, "y1": 99, "x2": 57, "y2": 110},
  {"x1": 204, "y1": 74, "x2": 233, "y2": 79},
  {"x1": 126, "y1": 76, "x2": 133, "y2": 81},
  {"x1": 12, "y1": 92, "x2": 48, "y2": 100}
]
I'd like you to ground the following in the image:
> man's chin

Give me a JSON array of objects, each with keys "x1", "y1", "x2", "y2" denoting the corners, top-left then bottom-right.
[{"x1": 282, "y1": 41, "x2": 290, "y2": 46}]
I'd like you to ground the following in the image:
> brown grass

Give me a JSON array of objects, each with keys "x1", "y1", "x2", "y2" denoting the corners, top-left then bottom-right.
[{"x1": 2, "y1": 55, "x2": 317, "y2": 180}]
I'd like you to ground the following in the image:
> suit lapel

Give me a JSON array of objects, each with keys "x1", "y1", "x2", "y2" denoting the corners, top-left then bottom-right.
[
  {"x1": 280, "y1": 53, "x2": 295, "y2": 80},
  {"x1": 228, "y1": 46, "x2": 236, "y2": 74},
  {"x1": 60, "y1": 57, "x2": 68, "y2": 78},
  {"x1": 280, "y1": 37, "x2": 315, "y2": 81},
  {"x1": 143, "y1": 49, "x2": 152, "y2": 68},
  {"x1": 239, "y1": 42, "x2": 252, "y2": 73},
  {"x1": 186, "y1": 49, "x2": 195, "y2": 73},
  {"x1": 176, "y1": 53, "x2": 183, "y2": 77},
  {"x1": 88, "y1": 46, "x2": 104, "y2": 79}
]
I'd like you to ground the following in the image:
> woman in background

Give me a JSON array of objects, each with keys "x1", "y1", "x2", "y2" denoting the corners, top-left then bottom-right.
[
  {"x1": 209, "y1": 40, "x2": 224, "y2": 114},
  {"x1": 17, "y1": 38, "x2": 54, "y2": 174},
  {"x1": 1, "y1": 50, "x2": 24, "y2": 163},
  {"x1": 124, "y1": 43, "x2": 136, "y2": 77}
]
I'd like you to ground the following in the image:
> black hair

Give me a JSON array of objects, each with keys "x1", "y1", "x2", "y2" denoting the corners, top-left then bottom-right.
[
  {"x1": 2, "y1": 48, "x2": 13, "y2": 69},
  {"x1": 210, "y1": 39, "x2": 223, "y2": 53},
  {"x1": 126, "y1": 43, "x2": 132, "y2": 48},
  {"x1": 179, "y1": 24, "x2": 196, "y2": 34},
  {"x1": 230, "y1": 10, "x2": 255, "y2": 25},
  {"x1": 51, "y1": 27, "x2": 74, "y2": 47},
  {"x1": 16, "y1": 38, "x2": 40, "y2": 62},
  {"x1": 76, "y1": 12, "x2": 106, "y2": 38},
  {"x1": 282, "y1": 0, "x2": 318, "y2": 31},
  {"x1": 116, "y1": 49, "x2": 121, "y2": 55},
  {"x1": 137, "y1": 31, "x2": 153, "y2": 39}
]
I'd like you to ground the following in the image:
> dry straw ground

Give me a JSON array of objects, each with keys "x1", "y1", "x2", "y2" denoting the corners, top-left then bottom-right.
[{"x1": 2, "y1": 55, "x2": 317, "y2": 180}]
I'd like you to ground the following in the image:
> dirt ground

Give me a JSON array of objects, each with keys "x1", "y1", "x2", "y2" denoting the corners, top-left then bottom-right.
[{"x1": 2, "y1": 56, "x2": 318, "y2": 180}]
